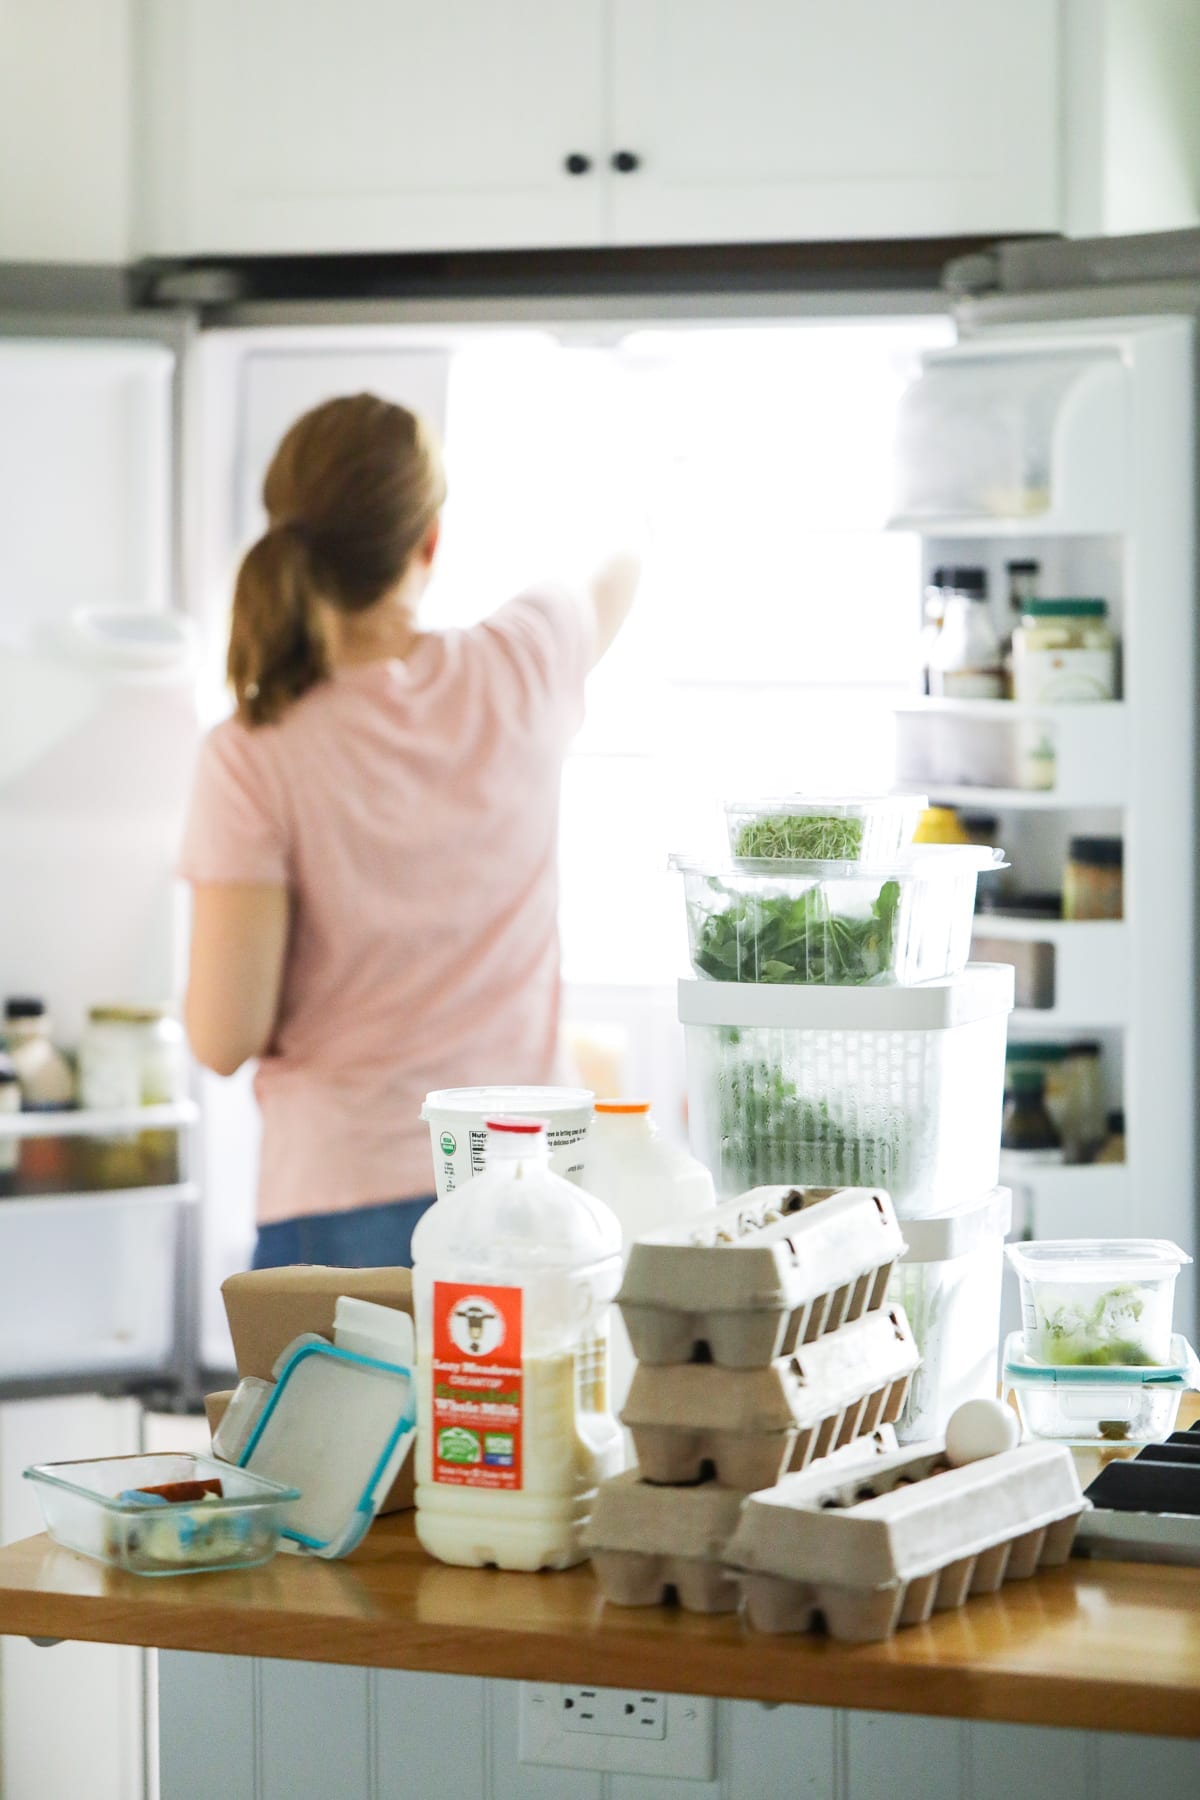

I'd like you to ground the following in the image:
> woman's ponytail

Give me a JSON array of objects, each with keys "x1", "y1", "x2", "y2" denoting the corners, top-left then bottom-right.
[
  {"x1": 227, "y1": 522, "x2": 328, "y2": 726},
  {"x1": 227, "y1": 393, "x2": 446, "y2": 727}
]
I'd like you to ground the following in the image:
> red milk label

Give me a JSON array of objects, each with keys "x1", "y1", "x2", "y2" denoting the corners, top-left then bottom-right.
[{"x1": 430, "y1": 1281, "x2": 523, "y2": 1489}]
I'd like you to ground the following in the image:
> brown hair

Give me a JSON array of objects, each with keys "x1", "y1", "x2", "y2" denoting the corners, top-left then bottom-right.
[{"x1": 228, "y1": 393, "x2": 446, "y2": 725}]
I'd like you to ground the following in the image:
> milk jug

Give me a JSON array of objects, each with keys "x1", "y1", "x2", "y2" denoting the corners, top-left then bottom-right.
[
  {"x1": 578, "y1": 1100, "x2": 717, "y2": 1419},
  {"x1": 411, "y1": 1116, "x2": 622, "y2": 1570}
]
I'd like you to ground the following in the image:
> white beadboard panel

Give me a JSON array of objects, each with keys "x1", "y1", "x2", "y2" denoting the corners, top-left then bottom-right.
[
  {"x1": 486, "y1": 1678, "x2": 602, "y2": 1800},
  {"x1": 158, "y1": 1652, "x2": 257, "y2": 1800},
  {"x1": 1093, "y1": 1732, "x2": 1200, "y2": 1797},
  {"x1": 967, "y1": 1721, "x2": 1090, "y2": 1800},
  {"x1": 607, "y1": 1704, "x2": 724, "y2": 1800},
  {"x1": 258, "y1": 1660, "x2": 371, "y2": 1800},
  {"x1": 373, "y1": 1670, "x2": 487, "y2": 1800},
  {"x1": 724, "y1": 1702, "x2": 837, "y2": 1800},
  {"x1": 842, "y1": 1711, "x2": 967, "y2": 1800}
]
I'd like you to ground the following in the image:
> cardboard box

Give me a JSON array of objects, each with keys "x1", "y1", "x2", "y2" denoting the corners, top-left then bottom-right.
[{"x1": 216, "y1": 1266, "x2": 417, "y2": 1515}]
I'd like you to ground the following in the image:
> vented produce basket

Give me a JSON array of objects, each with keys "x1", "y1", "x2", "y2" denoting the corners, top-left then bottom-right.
[{"x1": 680, "y1": 966, "x2": 1014, "y2": 1218}]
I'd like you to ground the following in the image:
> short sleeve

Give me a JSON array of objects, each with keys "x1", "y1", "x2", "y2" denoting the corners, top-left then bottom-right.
[
  {"x1": 179, "y1": 719, "x2": 291, "y2": 886},
  {"x1": 477, "y1": 587, "x2": 593, "y2": 743}
]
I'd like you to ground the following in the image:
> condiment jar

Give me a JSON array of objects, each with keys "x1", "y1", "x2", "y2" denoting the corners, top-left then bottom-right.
[
  {"x1": 1001, "y1": 1068, "x2": 1064, "y2": 1164},
  {"x1": 0, "y1": 1053, "x2": 19, "y2": 1194},
  {"x1": 79, "y1": 1006, "x2": 187, "y2": 1189},
  {"x1": 3, "y1": 998, "x2": 74, "y2": 1110},
  {"x1": 1063, "y1": 837, "x2": 1123, "y2": 921},
  {"x1": 1012, "y1": 599, "x2": 1117, "y2": 703}
]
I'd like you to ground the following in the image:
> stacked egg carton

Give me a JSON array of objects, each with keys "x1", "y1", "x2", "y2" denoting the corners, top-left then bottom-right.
[
  {"x1": 672, "y1": 794, "x2": 1016, "y2": 1444},
  {"x1": 583, "y1": 1183, "x2": 920, "y2": 1613}
]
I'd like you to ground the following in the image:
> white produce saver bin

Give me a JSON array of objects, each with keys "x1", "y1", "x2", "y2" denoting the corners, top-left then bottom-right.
[
  {"x1": 887, "y1": 1187, "x2": 1011, "y2": 1442},
  {"x1": 0, "y1": 1189, "x2": 187, "y2": 1380},
  {"x1": 679, "y1": 966, "x2": 1014, "y2": 1217}
]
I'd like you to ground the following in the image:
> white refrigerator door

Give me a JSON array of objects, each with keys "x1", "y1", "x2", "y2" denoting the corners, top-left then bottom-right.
[{"x1": 893, "y1": 276, "x2": 1196, "y2": 1341}]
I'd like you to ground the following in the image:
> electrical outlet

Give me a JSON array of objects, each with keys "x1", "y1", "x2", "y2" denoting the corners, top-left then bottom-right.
[
  {"x1": 519, "y1": 1682, "x2": 716, "y2": 1778},
  {"x1": 561, "y1": 1686, "x2": 666, "y2": 1739}
]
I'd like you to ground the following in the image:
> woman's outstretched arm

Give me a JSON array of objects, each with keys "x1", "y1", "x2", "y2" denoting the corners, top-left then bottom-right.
[{"x1": 185, "y1": 883, "x2": 289, "y2": 1076}]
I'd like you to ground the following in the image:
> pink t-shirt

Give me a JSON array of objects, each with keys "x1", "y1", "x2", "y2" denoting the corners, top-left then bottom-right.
[{"x1": 180, "y1": 591, "x2": 591, "y2": 1224}]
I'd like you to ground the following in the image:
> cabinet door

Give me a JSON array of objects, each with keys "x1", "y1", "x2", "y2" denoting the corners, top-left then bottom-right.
[
  {"x1": 144, "y1": 0, "x2": 607, "y2": 255},
  {"x1": 608, "y1": 0, "x2": 1059, "y2": 244}
]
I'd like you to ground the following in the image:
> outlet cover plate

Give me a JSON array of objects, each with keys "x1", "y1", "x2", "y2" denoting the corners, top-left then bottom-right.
[{"x1": 519, "y1": 1682, "x2": 716, "y2": 1778}]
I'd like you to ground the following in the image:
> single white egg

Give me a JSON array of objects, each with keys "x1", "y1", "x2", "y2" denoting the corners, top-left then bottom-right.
[{"x1": 944, "y1": 1398, "x2": 1020, "y2": 1466}]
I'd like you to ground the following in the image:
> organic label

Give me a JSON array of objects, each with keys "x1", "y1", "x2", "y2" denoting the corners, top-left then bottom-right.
[
  {"x1": 439, "y1": 1130, "x2": 457, "y2": 1155},
  {"x1": 431, "y1": 1281, "x2": 523, "y2": 1489}
]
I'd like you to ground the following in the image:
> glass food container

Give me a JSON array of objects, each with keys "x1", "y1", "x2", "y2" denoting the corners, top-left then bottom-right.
[
  {"x1": 673, "y1": 846, "x2": 1003, "y2": 988},
  {"x1": 724, "y1": 795, "x2": 925, "y2": 866},
  {"x1": 79, "y1": 1005, "x2": 188, "y2": 1189},
  {"x1": 1006, "y1": 1239, "x2": 1191, "y2": 1368},
  {"x1": 1063, "y1": 836, "x2": 1123, "y2": 920},
  {"x1": 1002, "y1": 1331, "x2": 1199, "y2": 1444},
  {"x1": 25, "y1": 1452, "x2": 299, "y2": 1575}
]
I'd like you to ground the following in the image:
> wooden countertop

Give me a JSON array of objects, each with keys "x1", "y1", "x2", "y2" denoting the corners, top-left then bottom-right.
[{"x1": 3, "y1": 1451, "x2": 1200, "y2": 1738}]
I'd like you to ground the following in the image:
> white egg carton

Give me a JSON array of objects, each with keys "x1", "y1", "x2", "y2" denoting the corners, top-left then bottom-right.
[
  {"x1": 621, "y1": 1305, "x2": 919, "y2": 1489},
  {"x1": 618, "y1": 1185, "x2": 906, "y2": 1369},
  {"x1": 583, "y1": 1431, "x2": 900, "y2": 1614},
  {"x1": 726, "y1": 1437, "x2": 1085, "y2": 1642}
]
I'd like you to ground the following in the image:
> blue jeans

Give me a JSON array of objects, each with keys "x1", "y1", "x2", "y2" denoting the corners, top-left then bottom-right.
[{"x1": 250, "y1": 1195, "x2": 436, "y2": 1271}]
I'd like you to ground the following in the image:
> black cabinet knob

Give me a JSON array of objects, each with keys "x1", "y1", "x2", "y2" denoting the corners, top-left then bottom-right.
[
  {"x1": 564, "y1": 152, "x2": 592, "y2": 176},
  {"x1": 611, "y1": 149, "x2": 641, "y2": 173}
]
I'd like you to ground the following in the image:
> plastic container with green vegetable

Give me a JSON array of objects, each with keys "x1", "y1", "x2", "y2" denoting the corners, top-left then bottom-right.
[
  {"x1": 725, "y1": 795, "x2": 925, "y2": 865},
  {"x1": 1006, "y1": 1239, "x2": 1192, "y2": 1368},
  {"x1": 672, "y1": 846, "x2": 1003, "y2": 988}
]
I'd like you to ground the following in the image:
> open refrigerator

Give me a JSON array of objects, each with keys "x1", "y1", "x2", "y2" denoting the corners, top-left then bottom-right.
[{"x1": 0, "y1": 229, "x2": 1195, "y2": 1414}]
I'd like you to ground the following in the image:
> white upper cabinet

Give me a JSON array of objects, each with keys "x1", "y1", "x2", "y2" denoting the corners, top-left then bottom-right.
[
  {"x1": 607, "y1": 0, "x2": 1059, "y2": 244},
  {"x1": 141, "y1": 0, "x2": 608, "y2": 256},
  {"x1": 133, "y1": 0, "x2": 1200, "y2": 258}
]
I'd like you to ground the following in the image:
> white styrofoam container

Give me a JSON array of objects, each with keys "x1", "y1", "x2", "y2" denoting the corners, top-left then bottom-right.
[
  {"x1": 679, "y1": 966, "x2": 1014, "y2": 1215},
  {"x1": 887, "y1": 1187, "x2": 1012, "y2": 1442},
  {"x1": 0, "y1": 1189, "x2": 187, "y2": 1378}
]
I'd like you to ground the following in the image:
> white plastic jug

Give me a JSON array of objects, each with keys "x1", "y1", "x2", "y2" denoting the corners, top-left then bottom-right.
[
  {"x1": 411, "y1": 1117, "x2": 622, "y2": 1571},
  {"x1": 578, "y1": 1100, "x2": 717, "y2": 1421}
]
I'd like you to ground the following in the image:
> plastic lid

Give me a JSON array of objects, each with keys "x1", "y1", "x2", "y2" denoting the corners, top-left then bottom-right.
[
  {"x1": 485, "y1": 1117, "x2": 546, "y2": 1135},
  {"x1": 1006, "y1": 1239, "x2": 1192, "y2": 1282},
  {"x1": 677, "y1": 962, "x2": 1015, "y2": 1032},
  {"x1": 593, "y1": 1100, "x2": 652, "y2": 1115},
  {"x1": 942, "y1": 565, "x2": 988, "y2": 596},
  {"x1": 1002, "y1": 1330, "x2": 1195, "y2": 1386},
  {"x1": 723, "y1": 795, "x2": 923, "y2": 820},
  {"x1": 1022, "y1": 598, "x2": 1107, "y2": 617},
  {"x1": 899, "y1": 1186, "x2": 1012, "y2": 1262},
  {"x1": 485, "y1": 1116, "x2": 551, "y2": 1158},
  {"x1": 4, "y1": 998, "x2": 46, "y2": 1020},
  {"x1": 670, "y1": 844, "x2": 1003, "y2": 882},
  {"x1": 421, "y1": 1085, "x2": 593, "y2": 1120},
  {"x1": 1068, "y1": 835, "x2": 1123, "y2": 867},
  {"x1": 1006, "y1": 1041, "x2": 1067, "y2": 1061},
  {"x1": 1066, "y1": 1039, "x2": 1102, "y2": 1057}
]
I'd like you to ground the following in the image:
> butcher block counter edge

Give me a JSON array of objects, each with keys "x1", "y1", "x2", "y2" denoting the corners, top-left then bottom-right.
[{"x1": 0, "y1": 1513, "x2": 1199, "y2": 1739}]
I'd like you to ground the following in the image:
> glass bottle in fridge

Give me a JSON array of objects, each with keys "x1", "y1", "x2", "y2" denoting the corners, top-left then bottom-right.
[
  {"x1": 410, "y1": 1117, "x2": 622, "y2": 1571},
  {"x1": 3, "y1": 998, "x2": 74, "y2": 1110},
  {"x1": 1012, "y1": 599, "x2": 1117, "y2": 703},
  {"x1": 0, "y1": 1053, "x2": 18, "y2": 1197},
  {"x1": 577, "y1": 1099, "x2": 715, "y2": 1420},
  {"x1": 1001, "y1": 559, "x2": 1040, "y2": 697},
  {"x1": 1001, "y1": 1067, "x2": 1064, "y2": 1165},
  {"x1": 928, "y1": 567, "x2": 1003, "y2": 699}
]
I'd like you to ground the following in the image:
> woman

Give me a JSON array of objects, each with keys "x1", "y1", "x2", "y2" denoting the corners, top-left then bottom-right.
[{"x1": 181, "y1": 393, "x2": 637, "y2": 1269}]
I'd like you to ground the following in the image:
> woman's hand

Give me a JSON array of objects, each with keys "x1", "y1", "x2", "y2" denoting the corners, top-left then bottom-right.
[
  {"x1": 587, "y1": 551, "x2": 641, "y2": 665},
  {"x1": 184, "y1": 883, "x2": 289, "y2": 1076}
]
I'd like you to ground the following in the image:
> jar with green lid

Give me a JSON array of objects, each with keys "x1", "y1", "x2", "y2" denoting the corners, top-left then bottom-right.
[
  {"x1": 1063, "y1": 836, "x2": 1123, "y2": 921},
  {"x1": 1012, "y1": 599, "x2": 1117, "y2": 704},
  {"x1": 1001, "y1": 1067, "x2": 1065, "y2": 1163}
]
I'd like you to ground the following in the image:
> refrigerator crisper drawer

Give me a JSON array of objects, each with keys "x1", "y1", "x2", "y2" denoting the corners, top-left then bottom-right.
[
  {"x1": 679, "y1": 969, "x2": 1013, "y2": 1218},
  {"x1": 0, "y1": 1189, "x2": 188, "y2": 1380}
]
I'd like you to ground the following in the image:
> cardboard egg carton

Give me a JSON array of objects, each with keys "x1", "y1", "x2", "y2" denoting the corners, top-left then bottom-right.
[
  {"x1": 583, "y1": 1431, "x2": 900, "y2": 1614},
  {"x1": 621, "y1": 1304, "x2": 919, "y2": 1490},
  {"x1": 726, "y1": 1437, "x2": 1085, "y2": 1642},
  {"x1": 618, "y1": 1185, "x2": 906, "y2": 1369}
]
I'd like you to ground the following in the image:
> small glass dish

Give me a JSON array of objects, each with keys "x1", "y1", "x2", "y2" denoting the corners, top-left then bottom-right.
[
  {"x1": 25, "y1": 1452, "x2": 300, "y2": 1576},
  {"x1": 1001, "y1": 1330, "x2": 1200, "y2": 1445},
  {"x1": 724, "y1": 795, "x2": 926, "y2": 865},
  {"x1": 1005, "y1": 1239, "x2": 1191, "y2": 1368}
]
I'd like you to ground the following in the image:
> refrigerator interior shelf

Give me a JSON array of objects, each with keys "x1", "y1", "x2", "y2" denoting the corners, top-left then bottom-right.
[
  {"x1": 0, "y1": 1182, "x2": 199, "y2": 1213},
  {"x1": 899, "y1": 783, "x2": 1121, "y2": 812},
  {"x1": 999, "y1": 1161, "x2": 1129, "y2": 1241},
  {"x1": 0, "y1": 1100, "x2": 200, "y2": 1140},
  {"x1": 977, "y1": 921, "x2": 1127, "y2": 1027},
  {"x1": 972, "y1": 916, "x2": 1123, "y2": 945},
  {"x1": 894, "y1": 699, "x2": 1127, "y2": 725},
  {"x1": 886, "y1": 513, "x2": 1124, "y2": 538}
]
